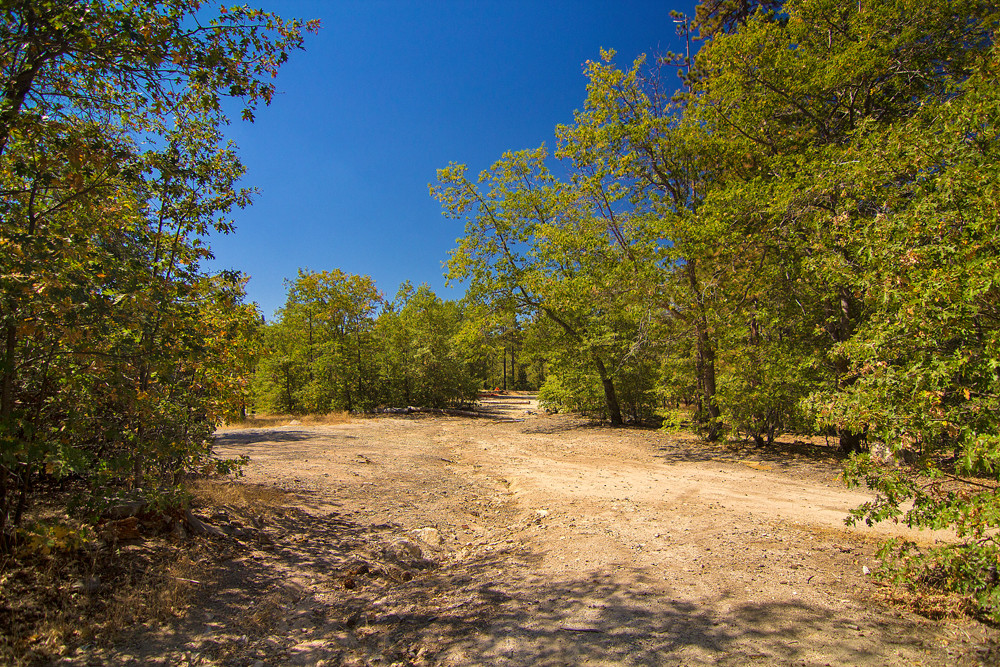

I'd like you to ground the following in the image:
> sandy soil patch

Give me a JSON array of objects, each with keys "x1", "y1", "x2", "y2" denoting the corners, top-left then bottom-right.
[{"x1": 69, "y1": 397, "x2": 999, "y2": 666}]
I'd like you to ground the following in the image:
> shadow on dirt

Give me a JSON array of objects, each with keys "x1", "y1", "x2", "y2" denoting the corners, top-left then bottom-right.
[
  {"x1": 105, "y1": 498, "x2": 926, "y2": 666},
  {"x1": 521, "y1": 415, "x2": 605, "y2": 435},
  {"x1": 213, "y1": 429, "x2": 320, "y2": 446},
  {"x1": 655, "y1": 436, "x2": 846, "y2": 470}
]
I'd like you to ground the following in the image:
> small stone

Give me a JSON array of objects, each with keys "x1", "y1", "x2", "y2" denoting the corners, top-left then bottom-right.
[
  {"x1": 72, "y1": 576, "x2": 102, "y2": 592},
  {"x1": 384, "y1": 539, "x2": 423, "y2": 564},
  {"x1": 106, "y1": 501, "x2": 146, "y2": 519},
  {"x1": 862, "y1": 565, "x2": 871, "y2": 575},
  {"x1": 412, "y1": 527, "x2": 443, "y2": 546}
]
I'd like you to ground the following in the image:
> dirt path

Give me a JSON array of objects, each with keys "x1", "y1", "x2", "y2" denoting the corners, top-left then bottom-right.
[{"x1": 94, "y1": 399, "x2": 997, "y2": 666}]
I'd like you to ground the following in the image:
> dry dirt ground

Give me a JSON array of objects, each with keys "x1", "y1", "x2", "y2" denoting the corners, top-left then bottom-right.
[{"x1": 78, "y1": 396, "x2": 999, "y2": 666}]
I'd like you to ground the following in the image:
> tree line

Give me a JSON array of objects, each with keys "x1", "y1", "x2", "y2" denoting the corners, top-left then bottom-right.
[
  {"x1": 430, "y1": 0, "x2": 1000, "y2": 618},
  {"x1": 250, "y1": 271, "x2": 500, "y2": 414}
]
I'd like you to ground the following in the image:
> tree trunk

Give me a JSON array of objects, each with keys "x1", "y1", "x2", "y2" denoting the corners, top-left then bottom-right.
[
  {"x1": 695, "y1": 327, "x2": 722, "y2": 441},
  {"x1": 132, "y1": 424, "x2": 144, "y2": 489},
  {"x1": 511, "y1": 345, "x2": 516, "y2": 390},
  {"x1": 1, "y1": 321, "x2": 13, "y2": 427},
  {"x1": 0, "y1": 464, "x2": 8, "y2": 548},
  {"x1": 686, "y1": 261, "x2": 721, "y2": 441},
  {"x1": 593, "y1": 357, "x2": 624, "y2": 426},
  {"x1": 839, "y1": 429, "x2": 865, "y2": 455},
  {"x1": 831, "y1": 289, "x2": 863, "y2": 455},
  {"x1": 502, "y1": 348, "x2": 508, "y2": 391},
  {"x1": 283, "y1": 367, "x2": 294, "y2": 412},
  {"x1": 355, "y1": 330, "x2": 363, "y2": 406},
  {"x1": 1, "y1": 321, "x2": 14, "y2": 534}
]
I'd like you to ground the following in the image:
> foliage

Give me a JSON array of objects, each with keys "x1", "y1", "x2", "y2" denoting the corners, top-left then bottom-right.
[
  {"x1": 457, "y1": 303, "x2": 537, "y2": 392},
  {"x1": 428, "y1": 0, "x2": 1000, "y2": 614},
  {"x1": 376, "y1": 283, "x2": 480, "y2": 408},
  {"x1": 687, "y1": 0, "x2": 1000, "y2": 616},
  {"x1": 252, "y1": 269, "x2": 381, "y2": 413},
  {"x1": 693, "y1": 0, "x2": 784, "y2": 38},
  {"x1": 688, "y1": 0, "x2": 998, "y2": 449},
  {"x1": 836, "y1": 44, "x2": 1000, "y2": 620},
  {"x1": 537, "y1": 372, "x2": 601, "y2": 416},
  {"x1": 0, "y1": 0, "x2": 316, "y2": 545},
  {"x1": 16, "y1": 520, "x2": 93, "y2": 557},
  {"x1": 432, "y1": 135, "x2": 664, "y2": 425},
  {"x1": 252, "y1": 276, "x2": 480, "y2": 413}
]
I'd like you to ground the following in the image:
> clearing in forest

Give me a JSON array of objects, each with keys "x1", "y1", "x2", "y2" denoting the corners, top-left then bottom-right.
[{"x1": 65, "y1": 398, "x2": 999, "y2": 665}]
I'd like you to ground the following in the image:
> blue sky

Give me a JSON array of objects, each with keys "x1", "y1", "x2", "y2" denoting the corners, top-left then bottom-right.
[{"x1": 208, "y1": 1, "x2": 699, "y2": 319}]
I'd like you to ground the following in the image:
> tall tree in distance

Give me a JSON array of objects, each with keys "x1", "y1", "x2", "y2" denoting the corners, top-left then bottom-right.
[
  {"x1": 693, "y1": 0, "x2": 784, "y2": 39},
  {"x1": 376, "y1": 283, "x2": 480, "y2": 408},
  {"x1": 256, "y1": 269, "x2": 382, "y2": 414}
]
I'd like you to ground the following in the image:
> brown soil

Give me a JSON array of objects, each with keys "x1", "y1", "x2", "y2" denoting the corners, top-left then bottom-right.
[{"x1": 64, "y1": 396, "x2": 1000, "y2": 665}]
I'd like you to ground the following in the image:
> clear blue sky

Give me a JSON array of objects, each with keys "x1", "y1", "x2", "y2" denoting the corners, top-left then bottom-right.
[{"x1": 207, "y1": 0, "x2": 699, "y2": 319}]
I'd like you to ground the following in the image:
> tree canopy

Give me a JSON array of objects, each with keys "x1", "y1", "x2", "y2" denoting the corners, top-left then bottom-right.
[
  {"x1": 432, "y1": 0, "x2": 1000, "y2": 618},
  {"x1": 0, "y1": 0, "x2": 317, "y2": 545}
]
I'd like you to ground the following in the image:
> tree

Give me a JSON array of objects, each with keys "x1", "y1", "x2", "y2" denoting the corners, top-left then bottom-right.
[
  {"x1": 682, "y1": 0, "x2": 1000, "y2": 616},
  {"x1": 690, "y1": 0, "x2": 999, "y2": 451},
  {"x1": 254, "y1": 269, "x2": 382, "y2": 414},
  {"x1": 832, "y1": 47, "x2": 1000, "y2": 619},
  {"x1": 693, "y1": 0, "x2": 784, "y2": 39},
  {"x1": 555, "y1": 49, "x2": 739, "y2": 437},
  {"x1": 376, "y1": 284, "x2": 479, "y2": 408},
  {"x1": 433, "y1": 146, "x2": 662, "y2": 425},
  {"x1": 0, "y1": 0, "x2": 316, "y2": 544}
]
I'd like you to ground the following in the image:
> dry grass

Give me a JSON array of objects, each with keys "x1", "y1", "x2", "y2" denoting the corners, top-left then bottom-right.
[
  {"x1": 0, "y1": 537, "x2": 213, "y2": 666},
  {"x1": 187, "y1": 478, "x2": 290, "y2": 515},
  {"x1": 0, "y1": 478, "x2": 286, "y2": 665},
  {"x1": 238, "y1": 589, "x2": 289, "y2": 635},
  {"x1": 876, "y1": 585, "x2": 974, "y2": 621},
  {"x1": 101, "y1": 549, "x2": 204, "y2": 629},
  {"x1": 217, "y1": 411, "x2": 351, "y2": 430}
]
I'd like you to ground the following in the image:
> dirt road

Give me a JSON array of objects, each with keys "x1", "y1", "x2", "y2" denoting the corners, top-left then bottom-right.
[{"x1": 103, "y1": 397, "x2": 997, "y2": 665}]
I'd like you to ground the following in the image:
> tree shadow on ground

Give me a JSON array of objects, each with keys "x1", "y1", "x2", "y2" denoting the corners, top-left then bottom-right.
[
  {"x1": 98, "y1": 499, "x2": 945, "y2": 667},
  {"x1": 521, "y1": 415, "x2": 606, "y2": 435},
  {"x1": 655, "y1": 434, "x2": 847, "y2": 471},
  {"x1": 213, "y1": 429, "x2": 318, "y2": 447}
]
